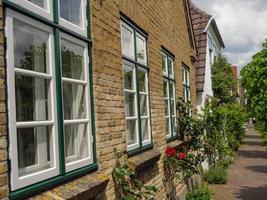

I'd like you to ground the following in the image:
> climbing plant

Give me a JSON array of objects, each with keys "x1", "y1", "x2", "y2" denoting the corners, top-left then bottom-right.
[{"x1": 112, "y1": 149, "x2": 158, "y2": 200}]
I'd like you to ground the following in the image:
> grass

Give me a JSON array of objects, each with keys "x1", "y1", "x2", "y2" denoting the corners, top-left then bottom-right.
[
  {"x1": 186, "y1": 185, "x2": 213, "y2": 200},
  {"x1": 260, "y1": 131, "x2": 267, "y2": 149},
  {"x1": 203, "y1": 166, "x2": 228, "y2": 184}
]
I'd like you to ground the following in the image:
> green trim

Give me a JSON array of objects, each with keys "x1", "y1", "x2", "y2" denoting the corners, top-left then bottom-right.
[
  {"x1": 54, "y1": 29, "x2": 65, "y2": 174},
  {"x1": 87, "y1": 0, "x2": 91, "y2": 40},
  {"x1": 3, "y1": 0, "x2": 92, "y2": 44},
  {"x1": 10, "y1": 164, "x2": 98, "y2": 200},
  {"x1": 5, "y1": 0, "x2": 98, "y2": 198},
  {"x1": 134, "y1": 30, "x2": 142, "y2": 148},
  {"x1": 127, "y1": 144, "x2": 154, "y2": 157},
  {"x1": 88, "y1": 44, "x2": 97, "y2": 163},
  {"x1": 52, "y1": 0, "x2": 59, "y2": 23}
]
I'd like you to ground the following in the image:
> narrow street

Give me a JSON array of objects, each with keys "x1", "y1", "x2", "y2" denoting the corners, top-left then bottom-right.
[{"x1": 212, "y1": 127, "x2": 267, "y2": 200}]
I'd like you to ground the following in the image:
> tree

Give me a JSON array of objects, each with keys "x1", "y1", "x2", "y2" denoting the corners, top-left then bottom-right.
[
  {"x1": 212, "y1": 55, "x2": 237, "y2": 104},
  {"x1": 241, "y1": 39, "x2": 267, "y2": 130}
]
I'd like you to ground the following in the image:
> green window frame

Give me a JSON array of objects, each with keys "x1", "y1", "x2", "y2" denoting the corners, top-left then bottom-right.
[
  {"x1": 162, "y1": 50, "x2": 177, "y2": 141},
  {"x1": 120, "y1": 17, "x2": 153, "y2": 156},
  {"x1": 4, "y1": 0, "x2": 97, "y2": 199},
  {"x1": 182, "y1": 64, "x2": 191, "y2": 103}
]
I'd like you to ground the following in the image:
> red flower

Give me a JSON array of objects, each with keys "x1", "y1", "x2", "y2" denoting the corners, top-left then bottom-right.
[
  {"x1": 177, "y1": 152, "x2": 187, "y2": 160},
  {"x1": 165, "y1": 147, "x2": 176, "y2": 157}
]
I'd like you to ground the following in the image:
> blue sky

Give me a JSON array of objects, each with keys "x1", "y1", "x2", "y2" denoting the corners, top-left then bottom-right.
[{"x1": 192, "y1": 0, "x2": 267, "y2": 73}]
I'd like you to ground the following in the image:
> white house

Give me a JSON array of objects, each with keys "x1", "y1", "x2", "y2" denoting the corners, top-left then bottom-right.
[{"x1": 190, "y1": 3, "x2": 225, "y2": 113}]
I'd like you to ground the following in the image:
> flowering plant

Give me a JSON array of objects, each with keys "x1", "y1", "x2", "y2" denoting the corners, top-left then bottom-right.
[{"x1": 163, "y1": 146, "x2": 200, "y2": 181}]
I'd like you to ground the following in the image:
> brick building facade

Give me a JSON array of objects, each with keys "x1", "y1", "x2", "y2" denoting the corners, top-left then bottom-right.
[{"x1": 0, "y1": 0, "x2": 197, "y2": 199}]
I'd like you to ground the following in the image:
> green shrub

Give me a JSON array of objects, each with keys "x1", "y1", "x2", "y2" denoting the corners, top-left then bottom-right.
[
  {"x1": 218, "y1": 159, "x2": 233, "y2": 169},
  {"x1": 186, "y1": 186, "x2": 213, "y2": 200},
  {"x1": 203, "y1": 166, "x2": 227, "y2": 184}
]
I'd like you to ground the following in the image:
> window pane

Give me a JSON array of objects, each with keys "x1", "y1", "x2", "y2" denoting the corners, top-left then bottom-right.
[
  {"x1": 138, "y1": 70, "x2": 146, "y2": 92},
  {"x1": 125, "y1": 92, "x2": 136, "y2": 117},
  {"x1": 171, "y1": 100, "x2": 175, "y2": 115},
  {"x1": 14, "y1": 19, "x2": 49, "y2": 73},
  {"x1": 141, "y1": 118, "x2": 149, "y2": 141},
  {"x1": 140, "y1": 94, "x2": 147, "y2": 116},
  {"x1": 61, "y1": 38, "x2": 85, "y2": 80},
  {"x1": 172, "y1": 117, "x2": 176, "y2": 133},
  {"x1": 170, "y1": 82, "x2": 174, "y2": 98},
  {"x1": 162, "y1": 54, "x2": 167, "y2": 73},
  {"x1": 17, "y1": 126, "x2": 52, "y2": 176},
  {"x1": 60, "y1": 0, "x2": 82, "y2": 27},
  {"x1": 64, "y1": 124, "x2": 89, "y2": 163},
  {"x1": 63, "y1": 83, "x2": 86, "y2": 120},
  {"x1": 15, "y1": 75, "x2": 50, "y2": 121},
  {"x1": 163, "y1": 81, "x2": 168, "y2": 98},
  {"x1": 166, "y1": 117, "x2": 169, "y2": 135},
  {"x1": 165, "y1": 99, "x2": 169, "y2": 116},
  {"x1": 126, "y1": 120, "x2": 137, "y2": 145},
  {"x1": 27, "y1": 0, "x2": 46, "y2": 9},
  {"x1": 124, "y1": 65, "x2": 134, "y2": 90},
  {"x1": 121, "y1": 24, "x2": 134, "y2": 58},
  {"x1": 136, "y1": 35, "x2": 146, "y2": 63},
  {"x1": 168, "y1": 58, "x2": 174, "y2": 77}
]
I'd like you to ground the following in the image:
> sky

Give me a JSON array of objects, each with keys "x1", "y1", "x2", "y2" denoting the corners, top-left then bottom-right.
[{"x1": 192, "y1": 0, "x2": 267, "y2": 73}]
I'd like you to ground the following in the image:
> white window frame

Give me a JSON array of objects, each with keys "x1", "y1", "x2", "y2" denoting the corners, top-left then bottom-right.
[
  {"x1": 6, "y1": 9, "x2": 59, "y2": 191},
  {"x1": 58, "y1": 0, "x2": 87, "y2": 36},
  {"x1": 121, "y1": 19, "x2": 151, "y2": 151},
  {"x1": 8, "y1": 0, "x2": 53, "y2": 20},
  {"x1": 60, "y1": 32, "x2": 93, "y2": 172},
  {"x1": 121, "y1": 21, "x2": 135, "y2": 60},
  {"x1": 139, "y1": 68, "x2": 151, "y2": 146},
  {"x1": 136, "y1": 32, "x2": 147, "y2": 65},
  {"x1": 123, "y1": 61, "x2": 140, "y2": 151},
  {"x1": 162, "y1": 52, "x2": 176, "y2": 139},
  {"x1": 183, "y1": 66, "x2": 191, "y2": 103}
]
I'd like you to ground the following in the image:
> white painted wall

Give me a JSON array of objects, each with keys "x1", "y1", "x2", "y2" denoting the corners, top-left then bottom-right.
[{"x1": 196, "y1": 25, "x2": 223, "y2": 114}]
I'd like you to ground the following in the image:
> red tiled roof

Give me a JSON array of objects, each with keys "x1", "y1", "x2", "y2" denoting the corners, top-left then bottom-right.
[{"x1": 190, "y1": 2, "x2": 211, "y2": 92}]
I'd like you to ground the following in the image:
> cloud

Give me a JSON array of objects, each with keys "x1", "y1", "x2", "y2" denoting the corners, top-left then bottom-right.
[{"x1": 192, "y1": 0, "x2": 267, "y2": 73}]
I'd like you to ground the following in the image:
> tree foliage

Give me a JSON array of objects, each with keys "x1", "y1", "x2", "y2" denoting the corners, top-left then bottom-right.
[
  {"x1": 241, "y1": 39, "x2": 267, "y2": 130},
  {"x1": 212, "y1": 55, "x2": 237, "y2": 104}
]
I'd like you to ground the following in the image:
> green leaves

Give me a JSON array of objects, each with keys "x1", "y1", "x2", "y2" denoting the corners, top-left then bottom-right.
[
  {"x1": 212, "y1": 55, "x2": 237, "y2": 104},
  {"x1": 112, "y1": 148, "x2": 158, "y2": 200},
  {"x1": 241, "y1": 43, "x2": 267, "y2": 130}
]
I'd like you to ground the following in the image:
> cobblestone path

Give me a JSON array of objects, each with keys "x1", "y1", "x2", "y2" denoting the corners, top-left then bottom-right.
[{"x1": 211, "y1": 127, "x2": 267, "y2": 200}]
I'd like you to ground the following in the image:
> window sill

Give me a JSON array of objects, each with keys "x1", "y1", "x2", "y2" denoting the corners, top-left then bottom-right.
[
  {"x1": 28, "y1": 172, "x2": 109, "y2": 200},
  {"x1": 128, "y1": 148, "x2": 161, "y2": 173},
  {"x1": 167, "y1": 139, "x2": 184, "y2": 148}
]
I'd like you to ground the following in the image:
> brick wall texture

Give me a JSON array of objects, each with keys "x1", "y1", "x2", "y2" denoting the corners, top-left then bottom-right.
[
  {"x1": 0, "y1": 0, "x2": 9, "y2": 199},
  {"x1": 91, "y1": 0, "x2": 197, "y2": 199},
  {"x1": 0, "y1": 0, "x2": 197, "y2": 199}
]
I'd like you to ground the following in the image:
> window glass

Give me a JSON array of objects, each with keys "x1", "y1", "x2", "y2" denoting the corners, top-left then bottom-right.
[
  {"x1": 141, "y1": 119, "x2": 149, "y2": 141},
  {"x1": 125, "y1": 93, "x2": 136, "y2": 117},
  {"x1": 168, "y1": 57, "x2": 174, "y2": 77},
  {"x1": 140, "y1": 95, "x2": 147, "y2": 116},
  {"x1": 64, "y1": 124, "x2": 89, "y2": 163},
  {"x1": 17, "y1": 126, "x2": 53, "y2": 176},
  {"x1": 126, "y1": 120, "x2": 137, "y2": 145},
  {"x1": 138, "y1": 70, "x2": 146, "y2": 92},
  {"x1": 14, "y1": 20, "x2": 49, "y2": 73},
  {"x1": 15, "y1": 75, "x2": 50, "y2": 121},
  {"x1": 124, "y1": 66, "x2": 135, "y2": 90},
  {"x1": 59, "y1": 0, "x2": 82, "y2": 27},
  {"x1": 27, "y1": 0, "x2": 46, "y2": 9},
  {"x1": 162, "y1": 53, "x2": 167, "y2": 73},
  {"x1": 63, "y1": 83, "x2": 86, "y2": 120},
  {"x1": 121, "y1": 24, "x2": 134, "y2": 58},
  {"x1": 61, "y1": 39, "x2": 85, "y2": 80},
  {"x1": 136, "y1": 34, "x2": 146, "y2": 63}
]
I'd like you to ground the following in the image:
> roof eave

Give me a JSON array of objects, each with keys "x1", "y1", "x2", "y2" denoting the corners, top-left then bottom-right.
[{"x1": 204, "y1": 18, "x2": 225, "y2": 48}]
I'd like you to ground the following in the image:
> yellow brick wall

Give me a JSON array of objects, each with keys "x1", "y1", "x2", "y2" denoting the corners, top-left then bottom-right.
[
  {"x1": 0, "y1": 0, "x2": 9, "y2": 198},
  {"x1": 91, "y1": 0, "x2": 197, "y2": 199}
]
